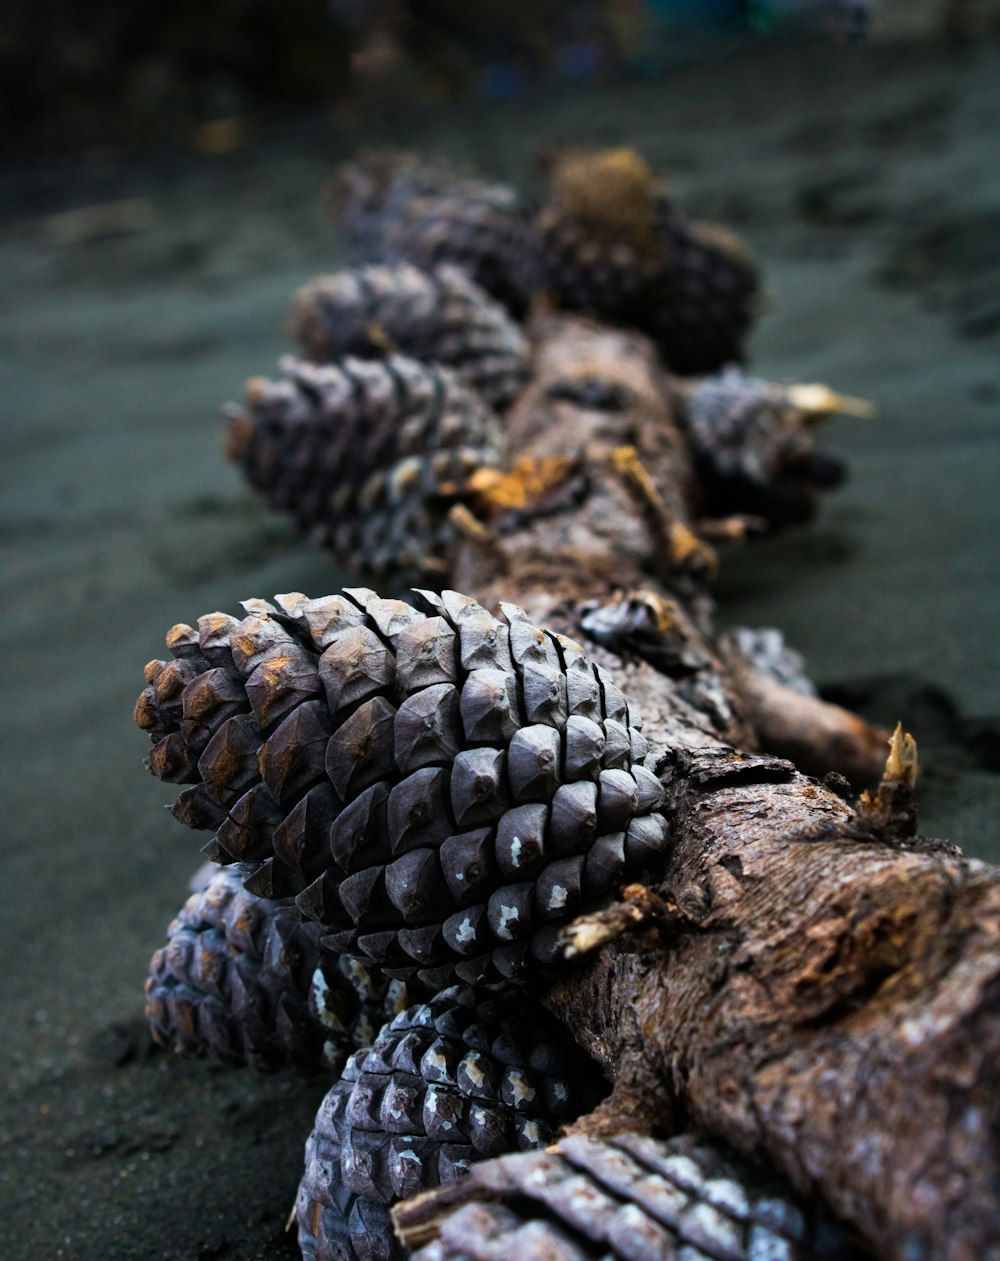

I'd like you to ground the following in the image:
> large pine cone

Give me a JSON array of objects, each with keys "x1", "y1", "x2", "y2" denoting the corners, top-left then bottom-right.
[
  {"x1": 145, "y1": 864, "x2": 408, "y2": 1074},
  {"x1": 678, "y1": 368, "x2": 845, "y2": 527},
  {"x1": 328, "y1": 153, "x2": 539, "y2": 317},
  {"x1": 405, "y1": 1132, "x2": 862, "y2": 1261},
  {"x1": 225, "y1": 356, "x2": 502, "y2": 583},
  {"x1": 135, "y1": 588, "x2": 668, "y2": 991},
  {"x1": 296, "y1": 986, "x2": 603, "y2": 1261},
  {"x1": 291, "y1": 264, "x2": 530, "y2": 411}
]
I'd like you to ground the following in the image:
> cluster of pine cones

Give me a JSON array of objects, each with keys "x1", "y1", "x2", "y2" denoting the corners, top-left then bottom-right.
[
  {"x1": 137, "y1": 149, "x2": 865, "y2": 1260},
  {"x1": 139, "y1": 592, "x2": 859, "y2": 1261},
  {"x1": 224, "y1": 148, "x2": 848, "y2": 586}
]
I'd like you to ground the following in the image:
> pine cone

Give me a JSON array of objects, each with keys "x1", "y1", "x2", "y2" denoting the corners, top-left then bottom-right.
[
  {"x1": 537, "y1": 149, "x2": 668, "y2": 324},
  {"x1": 536, "y1": 150, "x2": 759, "y2": 375},
  {"x1": 678, "y1": 368, "x2": 845, "y2": 527},
  {"x1": 406, "y1": 1132, "x2": 863, "y2": 1261},
  {"x1": 145, "y1": 864, "x2": 408, "y2": 1074},
  {"x1": 135, "y1": 587, "x2": 668, "y2": 990},
  {"x1": 296, "y1": 986, "x2": 603, "y2": 1261},
  {"x1": 649, "y1": 215, "x2": 759, "y2": 376},
  {"x1": 328, "y1": 152, "x2": 539, "y2": 316},
  {"x1": 225, "y1": 356, "x2": 503, "y2": 583},
  {"x1": 291, "y1": 264, "x2": 530, "y2": 412}
]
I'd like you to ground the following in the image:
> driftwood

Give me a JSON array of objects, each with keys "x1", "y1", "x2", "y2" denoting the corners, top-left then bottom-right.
[{"x1": 393, "y1": 315, "x2": 1000, "y2": 1261}]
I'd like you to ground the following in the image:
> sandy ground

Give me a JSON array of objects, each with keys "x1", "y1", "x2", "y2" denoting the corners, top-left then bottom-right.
[{"x1": 1, "y1": 37, "x2": 998, "y2": 1261}]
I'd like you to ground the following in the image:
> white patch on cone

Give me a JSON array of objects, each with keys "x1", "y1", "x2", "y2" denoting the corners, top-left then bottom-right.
[{"x1": 497, "y1": 905, "x2": 519, "y2": 939}]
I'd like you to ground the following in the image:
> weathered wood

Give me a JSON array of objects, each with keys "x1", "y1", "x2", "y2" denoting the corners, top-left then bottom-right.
[{"x1": 415, "y1": 314, "x2": 1000, "y2": 1260}]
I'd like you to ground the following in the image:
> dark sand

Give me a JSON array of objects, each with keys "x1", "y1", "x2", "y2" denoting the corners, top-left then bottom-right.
[{"x1": 2, "y1": 38, "x2": 998, "y2": 1261}]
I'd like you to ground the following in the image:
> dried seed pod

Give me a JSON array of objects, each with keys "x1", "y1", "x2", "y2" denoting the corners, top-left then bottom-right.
[
  {"x1": 677, "y1": 367, "x2": 846, "y2": 528},
  {"x1": 327, "y1": 151, "x2": 540, "y2": 317},
  {"x1": 145, "y1": 865, "x2": 407, "y2": 1075},
  {"x1": 536, "y1": 149, "x2": 760, "y2": 376},
  {"x1": 226, "y1": 356, "x2": 503, "y2": 584},
  {"x1": 403, "y1": 1131, "x2": 862, "y2": 1261},
  {"x1": 295, "y1": 986, "x2": 603, "y2": 1261},
  {"x1": 137, "y1": 588, "x2": 669, "y2": 988},
  {"x1": 292, "y1": 263, "x2": 529, "y2": 410}
]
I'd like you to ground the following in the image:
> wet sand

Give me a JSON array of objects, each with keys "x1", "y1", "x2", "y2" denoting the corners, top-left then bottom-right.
[{"x1": 2, "y1": 37, "x2": 998, "y2": 1260}]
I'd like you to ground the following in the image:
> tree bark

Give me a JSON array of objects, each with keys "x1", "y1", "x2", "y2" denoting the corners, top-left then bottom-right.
[{"x1": 423, "y1": 315, "x2": 1000, "y2": 1260}]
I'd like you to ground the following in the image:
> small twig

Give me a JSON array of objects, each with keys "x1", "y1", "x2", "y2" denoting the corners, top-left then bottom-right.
[
  {"x1": 857, "y1": 722, "x2": 920, "y2": 840},
  {"x1": 447, "y1": 503, "x2": 509, "y2": 572},
  {"x1": 558, "y1": 883, "x2": 695, "y2": 961},
  {"x1": 785, "y1": 383, "x2": 878, "y2": 423},
  {"x1": 610, "y1": 445, "x2": 718, "y2": 576}
]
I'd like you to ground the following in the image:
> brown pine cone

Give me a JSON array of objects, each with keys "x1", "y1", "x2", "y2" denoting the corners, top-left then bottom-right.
[
  {"x1": 537, "y1": 149, "x2": 668, "y2": 324},
  {"x1": 225, "y1": 355, "x2": 503, "y2": 583},
  {"x1": 536, "y1": 149, "x2": 759, "y2": 375},
  {"x1": 296, "y1": 986, "x2": 603, "y2": 1261},
  {"x1": 328, "y1": 152, "x2": 539, "y2": 317},
  {"x1": 678, "y1": 368, "x2": 846, "y2": 527},
  {"x1": 135, "y1": 588, "x2": 668, "y2": 990},
  {"x1": 649, "y1": 214, "x2": 760, "y2": 376},
  {"x1": 145, "y1": 864, "x2": 409, "y2": 1074},
  {"x1": 405, "y1": 1132, "x2": 864, "y2": 1261},
  {"x1": 291, "y1": 264, "x2": 529, "y2": 411}
]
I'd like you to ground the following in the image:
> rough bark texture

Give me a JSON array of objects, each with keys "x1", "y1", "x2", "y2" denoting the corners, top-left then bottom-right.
[{"x1": 410, "y1": 315, "x2": 999, "y2": 1261}]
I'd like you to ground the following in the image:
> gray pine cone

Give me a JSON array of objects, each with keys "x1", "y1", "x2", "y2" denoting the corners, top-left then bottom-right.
[
  {"x1": 145, "y1": 864, "x2": 409, "y2": 1074},
  {"x1": 225, "y1": 355, "x2": 502, "y2": 583},
  {"x1": 135, "y1": 588, "x2": 668, "y2": 990},
  {"x1": 678, "y1": 368, "x2": 845, "y2": 527},
  {"x1": 296, "y1": 985, "x2": 603, "y2": 1261},
  {"x1": 291, "y1": 263, "x2": 529, "y2": 411},
  {"x1": 407, "y1": 1132, "x2": 864, "y2": 1261},
  {"x1": 328, "y1": 152, "x2": 539, "y2": 317}
]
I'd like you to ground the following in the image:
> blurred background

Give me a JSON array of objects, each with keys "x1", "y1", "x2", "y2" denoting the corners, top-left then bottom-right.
[
  {"x1": 5, "y1": 1, "x2": 1000, "y2": 156},
  {"x1": 2, "y1": 4, "x2": 999, "y2": 1260}
]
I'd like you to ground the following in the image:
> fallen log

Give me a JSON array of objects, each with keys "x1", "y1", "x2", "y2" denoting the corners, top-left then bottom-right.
[
  {"x1": 136, "y1": 279, "x2": 997, "y2": 1258},
  {"x1": 389, "y1": 315, "x2": 1000, "y2": 1261}
]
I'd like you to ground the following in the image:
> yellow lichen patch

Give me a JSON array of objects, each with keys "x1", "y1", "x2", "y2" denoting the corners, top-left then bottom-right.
[
  {"x1": 551, "y1": 148, "x2": 660, "y2": 253},
  {"x1": 467, "y1": 456, "x2": 577, "y2": 512}
]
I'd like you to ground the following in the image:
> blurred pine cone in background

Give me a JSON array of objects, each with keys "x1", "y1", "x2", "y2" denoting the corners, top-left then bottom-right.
[
  {"x1": 537, "y1": 148, "x2": 760, "y2": 375},
  {"x1": 291, "y1": 262, "x2": 530, "y2": 410},
  {"x1": 328, "y1": 152, "x2": 540, "y2": 316},
  {"x1": 225, "y1": 356, "x2": 503, "y2": 583}
]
